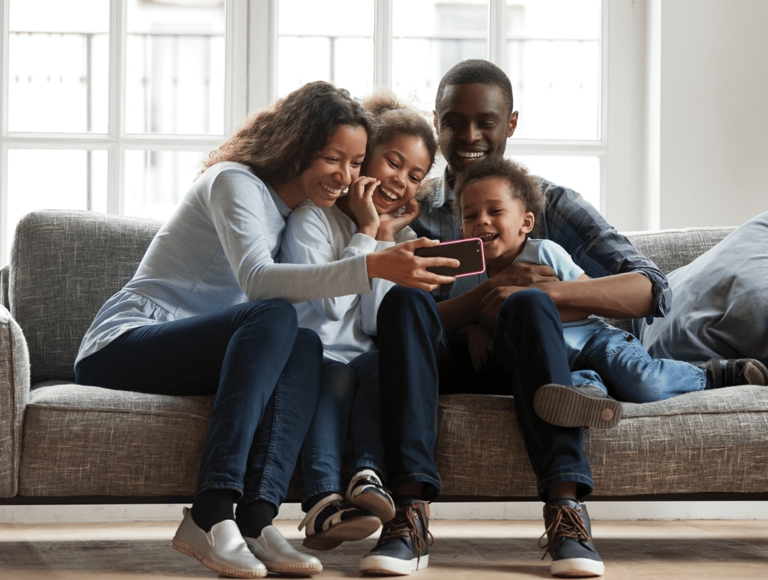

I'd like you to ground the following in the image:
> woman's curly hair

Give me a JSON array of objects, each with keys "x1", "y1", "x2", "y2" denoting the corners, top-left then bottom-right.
[
  {"x1": 361, "y1": 90, "x2": 437, "y2": 177},
  {"x1": 203, "y1": 81, "x2": 371, "y2": 185},
  {"x1": 453, "y1": 155, "x2": 544, "y2": 237}
]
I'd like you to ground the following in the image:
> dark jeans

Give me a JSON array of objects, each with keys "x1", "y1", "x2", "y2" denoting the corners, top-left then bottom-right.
[
  {"x1": 75, "y1": 299, "x2": 322, "y2": 509},
  {"x1": 300, "y1": 351, "x2": 385, "y2": 510},
  {"x1": 377, "y1": 286, "x2": 593, "y2": 502}
]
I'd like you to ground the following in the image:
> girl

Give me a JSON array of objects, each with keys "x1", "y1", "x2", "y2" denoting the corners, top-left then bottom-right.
[
  {"x1": 74, "y1": 82, "x2": 455, "y2": 579},
  {"x1": 280, "y1": 93, "x2": 437, "y2": 552}
]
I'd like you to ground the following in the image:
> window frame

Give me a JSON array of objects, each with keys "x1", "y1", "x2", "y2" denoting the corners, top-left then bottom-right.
[{"x1": 0, "y1": 0, "x2": 249, "y2": 266}]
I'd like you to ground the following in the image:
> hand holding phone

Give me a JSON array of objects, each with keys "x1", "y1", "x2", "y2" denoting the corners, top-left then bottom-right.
[{"x1": 414, "y1": 238, "x2": 486, "y2": 277}]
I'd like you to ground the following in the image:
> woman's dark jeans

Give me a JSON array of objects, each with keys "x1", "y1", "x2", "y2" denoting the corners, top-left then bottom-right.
[
  {"x1": 75, "y1": 299, "x2": 322, "y2": 509},
  {"x1": 376, "y1": 286, "x2": 593, "y2": 502}
]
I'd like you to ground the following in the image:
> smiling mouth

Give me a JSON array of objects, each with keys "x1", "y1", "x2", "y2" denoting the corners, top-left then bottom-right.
[
  {"x1": 477, "y1": 233, "x2": 498, "y2": 244},
  {"x1": 321, "y1": 183, "x2": 346, "y2": 196},
  {"x1": 378, "y1": 185, "x2": 401, "y2": 203},
  {"x1": 457, "y1": 151, "x2": 486, "y2": 161}
]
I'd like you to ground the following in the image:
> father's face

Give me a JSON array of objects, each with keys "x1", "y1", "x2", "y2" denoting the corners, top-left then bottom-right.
[{"x1": 434, "y1": 83, "x2": 518, "y2": 177}]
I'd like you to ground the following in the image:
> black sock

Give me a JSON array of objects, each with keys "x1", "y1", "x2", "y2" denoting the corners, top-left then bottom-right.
[
  {"x1": 191, "y1": 488, "x2": 237, "y2": 532},
  {"x1": 302, "y1": 490, "x2": 336, "y2": 513},
  {"x1": 236, "y1": 500, "x2": 278, "y2": 538}
]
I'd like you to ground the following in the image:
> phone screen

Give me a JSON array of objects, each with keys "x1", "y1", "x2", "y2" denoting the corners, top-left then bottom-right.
[{"x1": 413, "y1": 238, "x2": 486, "y2": 277}]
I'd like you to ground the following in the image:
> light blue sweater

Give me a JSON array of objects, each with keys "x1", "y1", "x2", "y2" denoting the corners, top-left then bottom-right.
[{"x1": 76, "y1": 162, "x2": 372, "y2": 367}]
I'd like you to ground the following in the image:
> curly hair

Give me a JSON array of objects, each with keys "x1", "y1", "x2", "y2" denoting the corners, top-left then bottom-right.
[
  {"x1": 203, "y1": 81, "x2": 371, "y2": 186},
  {"x1": 435, "y1": 59, "x2": 514, "y2": 115},
  {"x1": 361, "y1": 90, "x2": 438, "y2": 177},
  {"x1": 453, "y1": 155, "x2": 544, "y2": 237}
]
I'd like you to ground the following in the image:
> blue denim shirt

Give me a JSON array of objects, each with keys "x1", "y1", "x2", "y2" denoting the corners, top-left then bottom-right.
[{"x1": 412, "y1": 169, "x2": 671, "y2": 322}]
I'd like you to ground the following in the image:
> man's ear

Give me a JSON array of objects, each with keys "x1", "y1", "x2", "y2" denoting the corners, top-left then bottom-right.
[
  {"x1": 508, "y1": 111, "x2": 519, "y2": 138},
  {"x1": 521, "y1": 212, "x2": 534, "y2": 234}
]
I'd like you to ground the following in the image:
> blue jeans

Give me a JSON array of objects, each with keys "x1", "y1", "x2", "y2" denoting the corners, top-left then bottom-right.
[
  {"x1": 567, "y1": 320, "x2": 707, "y2": 402},
  {"x1": 75, "y1": 299, "x2": 322, "y2": 509},
  {"x1": 378, "y1": 286, "x2": 593, "y2": 501},
  {"x1": 300, "y1": 350, "x2": 386, "y2": 509}
]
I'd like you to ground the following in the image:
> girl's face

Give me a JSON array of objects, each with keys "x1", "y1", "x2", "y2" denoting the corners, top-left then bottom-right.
[
  {"x1": 299, "y1": 124, "x2": 368, "y2": 208},
  {"x1": 460, "y1": 177, "x2": 534, "y2": 261},
  {"x1": 362, "y1": 134, "x2": 431, "y2": 215}
]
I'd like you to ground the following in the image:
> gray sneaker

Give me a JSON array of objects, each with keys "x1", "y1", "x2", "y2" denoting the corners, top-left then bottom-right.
[
  {"x1": 244, "y1": 525, "x2": 322, "y2": 576},
  {"x1": 533, "y1": 384, "x2": 623, "y2": 429},
  {"x1": 540, "y1": 499, "x2": 604, "y2": 577},
  {"x1": 698, "y1": 358, "x2": 768, "y2": 389}
]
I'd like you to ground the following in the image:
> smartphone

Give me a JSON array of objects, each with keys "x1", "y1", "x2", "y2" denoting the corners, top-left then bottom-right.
[{"x1": 414, "y1": 238, "x2": 486, "y2": 277}]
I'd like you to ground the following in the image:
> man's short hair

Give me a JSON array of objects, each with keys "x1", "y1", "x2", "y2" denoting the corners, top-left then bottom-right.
[{"x1": 435, "y1": 59, "x2": 514, "y2": 114}]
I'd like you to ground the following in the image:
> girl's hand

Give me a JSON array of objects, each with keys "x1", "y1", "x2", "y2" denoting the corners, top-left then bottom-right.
[
  {"x1": 377, "y1": 199, "x2": 422, "y2": 242},
  {"x1": 463, "y1": 323, "x2": 494, "y2": 371},
  {"x1": 347, "y1": 176, "x2": 381, "y2": 238},
  {"x1": 366, "y1": 237, "x2": 458, "y2": 291}
]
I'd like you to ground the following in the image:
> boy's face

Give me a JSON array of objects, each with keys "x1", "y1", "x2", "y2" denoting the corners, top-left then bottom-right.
[
  {"x1": 433, "y1": 83, "x2": 518, "y2": 177},
  {"x1": 460, "y1": 177, "x2": 534, "y2": 262}
]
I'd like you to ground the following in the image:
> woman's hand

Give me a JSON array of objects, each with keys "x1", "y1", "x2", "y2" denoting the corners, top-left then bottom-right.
[
  {"x1": 377, "y1": 199, "x2": 422, "y2": 242},
  {"x1": 366, "y1": 238, "x2": 458, "y2": 291},
  {"x1": 347, "y1": 176, "x2": 381, "y2": 238}
]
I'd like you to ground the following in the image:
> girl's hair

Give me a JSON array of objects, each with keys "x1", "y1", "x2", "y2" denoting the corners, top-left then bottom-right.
[
  {"x1": 203, "y1": 81, "x2": 371, "y2": 185},
  {"x1": 453, "y1": 155, "x2": 544, "y2": 237},
  {"x1": 361, "y1": 91, "x2": 438, "y2": 177}
]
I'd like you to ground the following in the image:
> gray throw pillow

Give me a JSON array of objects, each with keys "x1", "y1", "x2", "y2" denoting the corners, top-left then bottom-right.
[{"x1": 639, "y1": 210, "x2": 768, "y2": 366}]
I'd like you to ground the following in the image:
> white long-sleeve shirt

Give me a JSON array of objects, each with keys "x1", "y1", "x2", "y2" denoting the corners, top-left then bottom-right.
[
  {"x1": 281, "y1": 201, "x2": 416, "y2": 363},
  {"x1": 76, "y1": 162, "x2": 373, "y2": 366}
]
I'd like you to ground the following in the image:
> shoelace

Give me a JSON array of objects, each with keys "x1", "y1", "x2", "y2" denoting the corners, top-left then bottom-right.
[
  {"x1": 376, "y1": 503, "x2": 434, "y2": 560},
  {"x1": 537, "y1": 504, "x2": 591, "y2": 560}
]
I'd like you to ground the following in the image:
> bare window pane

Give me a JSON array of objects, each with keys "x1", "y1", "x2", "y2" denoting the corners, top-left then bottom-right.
[
  {"x1": 277, "y1": 0, "x2": 373, "y2": 98},
  {"x1": 511, "y1": 155, "x2": 601, "y2": 209},
  {"x1": 6, "y1": 149, "x2": 108, "y2": 261},
  {"x1": 8, "y1": 0, "x2": 109, "y2": 133},
  {"x1": 393, "y1": 0, "x2": 487, "y2": 111},
  {"x1": 506, "y1": 0, "x2": 601, "y2": 140},
  {"x1": 124, "y1": 150, "x2": 208, "y2": 221},
  {"x1": 125, "y1": 0, "x2": 226, "y2": 135}
]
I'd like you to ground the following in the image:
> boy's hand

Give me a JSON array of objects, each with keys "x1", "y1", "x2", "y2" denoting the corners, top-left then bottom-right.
[
  {"x1": 464, "y1": 323, "x2": 494, "y2": 371},
  {"x1": 492, "y1": 262, "x2": 558, "y2": 288},
  {"x1": 479, "y1": 285, "x2": 528, "y2": 330},
  {"x1": 347, "y1": 176, "x2": 381, "y2": 237},
  {"x1": 376, "y1": 199, "x2": 421, "y2": 241}
]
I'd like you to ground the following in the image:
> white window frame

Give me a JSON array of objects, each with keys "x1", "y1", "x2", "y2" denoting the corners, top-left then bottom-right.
[
  {"x1": 0, "y1": 0, "x2": 249, "y2": 266},
  {"x1": 248, "y1": 0, "x2": 647, "y2": 232}
]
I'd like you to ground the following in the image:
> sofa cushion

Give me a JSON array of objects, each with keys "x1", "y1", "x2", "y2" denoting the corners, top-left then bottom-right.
[
  {"x1": 10, "y1": 211, "x2": 161, "y2": 382},
  {"x1": 638, "y1": 212, "x2": 768, "y2": 365},
  {"x1": 19, "y1": 383, "x2": 212, "y2": 497}
]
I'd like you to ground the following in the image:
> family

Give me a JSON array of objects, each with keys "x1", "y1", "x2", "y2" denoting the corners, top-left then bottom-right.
[{"x1": 74, "y1": 59, "x2": 768, "y2": 578}]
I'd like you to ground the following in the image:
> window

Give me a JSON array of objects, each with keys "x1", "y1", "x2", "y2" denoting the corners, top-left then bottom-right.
[{"x1": 0, "y1": 0, "x2": 246, "y2": 265}]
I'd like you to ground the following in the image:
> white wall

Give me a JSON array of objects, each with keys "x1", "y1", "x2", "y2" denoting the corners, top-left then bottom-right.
[{"x1": 656, "y1": 0, "x2": 768, "y2": 229}]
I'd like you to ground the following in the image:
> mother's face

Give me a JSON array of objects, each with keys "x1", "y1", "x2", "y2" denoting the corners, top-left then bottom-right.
[{"x1": 298, "y1": 124, "x2": 368, "y2": 208}]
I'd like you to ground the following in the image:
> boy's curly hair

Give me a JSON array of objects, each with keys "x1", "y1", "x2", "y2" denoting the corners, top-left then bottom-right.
[
  {"x1": 453, "y1": 155, "x2": 544, "y2": 237},
  {"x1": 361, "y1": 90, "x2": 438, "y2": 190},
  {"x1": 203, "y1": 81, "x2": 371, "y2": 186}
]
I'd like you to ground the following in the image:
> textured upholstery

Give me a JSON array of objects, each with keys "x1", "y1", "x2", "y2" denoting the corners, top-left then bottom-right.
[
  {"x1": 1, "y1": 210, "x2": 761, "y2": 500},
  {"x1": 0, "y1": 266, "x2": 8, "y2": 310},
  {"x1": 10, "y1": 211, "x2": 161, "y2": 383}
]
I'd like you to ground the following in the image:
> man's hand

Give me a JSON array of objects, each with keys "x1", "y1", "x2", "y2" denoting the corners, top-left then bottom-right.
[
  {"x1": 491, "y1": 262, "x2": 559, "y2": 287},
  {"x1": 377, "y1": 198, "x2": 421, "y2": 241},
  {"x1": 463, "y1": 323, "x2": 494, "y2": 371},
  {"x1": 479, "y1": 285, "x2": 528, "y2": 330}
]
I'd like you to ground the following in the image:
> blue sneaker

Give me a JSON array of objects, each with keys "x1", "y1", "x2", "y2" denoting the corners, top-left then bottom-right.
[
  {"x1": 539, "y1": 499, "x2": 604, "y2": 577},
  {"x1": 346, "y1": 469, "x2": 396, "y2": 523},
  {"x1": 359, "y1": 501, "x2": 433, "y2": 575},
  {"x1": 299, "y1": 493, "x2": 380, "y2": 551}
]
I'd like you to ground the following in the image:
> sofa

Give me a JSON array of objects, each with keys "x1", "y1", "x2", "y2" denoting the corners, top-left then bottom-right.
[{"x1": 2, "y1": 209, "x2": 768, "y2": 504}]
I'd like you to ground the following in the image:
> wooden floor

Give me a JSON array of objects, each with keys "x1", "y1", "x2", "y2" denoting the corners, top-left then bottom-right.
[{"x1": 2, "y1": 519, "x2": 768, "y2": 579}]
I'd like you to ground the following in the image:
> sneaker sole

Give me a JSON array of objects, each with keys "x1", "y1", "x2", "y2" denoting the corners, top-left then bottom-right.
[
  {"x1": 359, "y1": 553, "x2": 429, "y2": 575},
  {"x1": 350, "y1": 491, "x2": 397, "y2": 522},
  {"x1": 172, "y1": 538, "x2": 267, "y2": 578},
  {"x1": 534, "y1": 384, "x2": 623, "y2": 429},
  {"x1": 303, "y1": 516, "x2": 381, "y2": 551},
  {"x1": 745, "y1": 360, "x2": 768, "y2": 385},
  {"x1": 551, "y1": 556, "x2": 605, "y2": 577}
]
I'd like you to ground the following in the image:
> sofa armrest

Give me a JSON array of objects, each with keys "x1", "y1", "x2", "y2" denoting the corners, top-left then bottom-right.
[
  {"x1": 0, "y1": 266, "x2": 8, "y2": 310},
  {"x1": 0, "y1": 304, "x2": 30, "y2": 498}
]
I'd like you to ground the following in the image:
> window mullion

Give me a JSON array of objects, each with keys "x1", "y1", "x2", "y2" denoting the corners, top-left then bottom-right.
[
  {"x1": 488, "y1": 0, "x2": 506, "y2": 70},
  {"x1": 227, "y1": 0, "x2": 249, "y2": 132},
  {"x1": 108, "y1": 0, "x2": 126, "y2": 215},
  {"x1": 374, "y1": 0, "x2": 393, "y2": 89}
]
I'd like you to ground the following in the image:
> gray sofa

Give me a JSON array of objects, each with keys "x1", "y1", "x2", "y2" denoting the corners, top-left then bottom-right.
[{"x1": 2, "y1": 210, "x2": 767, "y2": 503}]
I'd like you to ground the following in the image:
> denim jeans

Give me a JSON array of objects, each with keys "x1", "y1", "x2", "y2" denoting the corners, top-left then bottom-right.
[
  {"x1": 567, "y1": 320, "x2": 707, "y2": 402},
  {"x1": 75, "y1": 299, "x2": 322, "y2": 509},
  {"x1": 300, "y1": 350, "x2": 386, "y2": 509},
  {"x1": 378, "y1": 286, "x2": 594, "y2": 501}
]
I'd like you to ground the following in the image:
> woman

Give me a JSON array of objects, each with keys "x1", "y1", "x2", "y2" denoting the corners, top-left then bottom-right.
[{"x1": 74, "y1": 81, "x2": 456, "y2": 579}]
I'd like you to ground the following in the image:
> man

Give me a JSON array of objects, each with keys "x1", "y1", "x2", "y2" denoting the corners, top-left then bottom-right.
[{"x1": 362, "y1": 60, "x2": 670, "y2": 578}]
